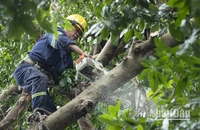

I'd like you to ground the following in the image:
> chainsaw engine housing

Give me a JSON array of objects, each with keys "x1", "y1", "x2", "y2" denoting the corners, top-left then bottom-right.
[{"x1": 76, "y1": 58, "x2": 107, "y2": 81}]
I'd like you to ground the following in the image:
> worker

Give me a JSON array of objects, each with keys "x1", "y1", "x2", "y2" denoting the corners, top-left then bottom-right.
[{"x1": 13, "y1": 14, "x2": 90, "y2": 115}]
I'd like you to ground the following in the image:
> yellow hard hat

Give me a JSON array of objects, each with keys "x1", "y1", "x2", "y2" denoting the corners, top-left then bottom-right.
[{"x1": 66, "y1": 14, "x2": 87, "y2": 33}]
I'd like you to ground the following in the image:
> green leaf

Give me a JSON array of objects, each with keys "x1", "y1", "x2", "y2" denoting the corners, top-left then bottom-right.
[
  {"x1": 179, "y1": 19, "x2": 192, "y2": 37},
  {"x1": 134, "y1": 29, "x2": 142, "y2": 39},
  {"x1": 169, "y1": 23, "x2": 184, "y2": 42},
  {"x1": 176, "y1": 97, "x2": 188, "y2": 105},
  {"x1": 147, "y1": 89, "x2": 163, "y2": 101},
  {"x1": 148, "y1": 71, "x2": 159, "y2": 92},
  {"x1": 101, "y1": 27, "x2": 109, "y2": 39},
  {"x1": 192, "y1": 40, "x2": 200, "y2": 57},
  {"x1": 167, "y1": 91, "x2": 174, "y2": 102},
  {"x1": 180, "y1": 54, "x2": 200, "y2": 65},
  {"x1": 52, "y1": 14, "x2": 58, "y2": 38},
  {"x1": 166, "y1": 80, "x2": 174, "y2": 89},
  {"x1": 108, "y1": 101, "x2": 121, "y2": 117},
  {"x1": 124, "y1": 29, "x2": 132, "y2": 43},
  {"x1": 149, "y1": 0, "x2": 155, "y2": 4},
  {"x1": 108, "y1": 106, "x2": 118, "y2": 117},
  {"x1": 138, "y1": 0, "x2": 149, "y2": 8},
  {"x1": 115, "y1": 101, "x2": 121, "y2": 112},
  {"x1": 64, "y1": 20, "x2": 74, "y2": 31},
  {"x1": 139, "y1": 19, "x2": 145, "y2": 31},
  {"x1": 147, "y1": 90, "x2": 154, "y2": 98},
  {"x1": 194, "y1": 16, "x2": 200, "y2": 27},
  {"x1": 167, "y1": 0, "x2": 189, "y2": 26},
  {"x1": 59, "y1": 78, "x2": 66, "y2": 87},
  {"x1": 6, "y1": 19, "x2": 24, "y2": 40},
  {"x1": 126, "y1": 125, "x2": 134, "y2": 130},
  {"x1": 176, "y1": 6, "x2": 188, "y2": 26},
  {"x1": 157, "y1": 99, "x2": 168, "y2": 105},
  {"x1": 107, "y1": 125, "x2": 122, "y2": 130},
  {"x1": 99, "y1": 114, "x2": 116, "y2": 125},
  {"x1": 20, "y1": 15, "x2": 38, "y2": 39},
  {"x1": 137, "y1": 124, "x2": 144, "y2": 130},
  {"x1": 148, "y1": 3, "x2": 158, "y2": 12},
  {"x1": 111, "y1": 35, "x2": 119, "y2": 46},
  {"x1": 167, "y1": 0, "x2": 182, "y2": 7},
  {"x1": 139, "y1": 118, "x2": 146, "y2": 123},
  {"x1": 104, "y1": 0, "x2": 112, "y2": 5},
  {"x1": 121, "y1": 114, "x2": 137, "y2": 126},
  {"x1": 156, "y1": 71, "x2": 168, "y2": 87},
  {"x1": 94, "y1": 3, "x2": 103, "y2": 18},
  {"x1": 138, "y1": 68, "x2": 151, "y2": 80},
  {"x1": 151, "y1": 23, "x2": 159, "y2": 32},
  {"x1": 36, "y1": 8, "x2": 52, "y2": 32},
  {"x1": 176, "y1": 76, "x2": 188, "y2": 97},
  {"x1": 141, "y1": 60, "x2": 151, "y2": 68}
]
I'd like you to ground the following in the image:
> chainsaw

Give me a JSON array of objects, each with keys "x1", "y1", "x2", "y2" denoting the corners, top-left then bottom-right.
[{"x1": 75, "y1": 54, "x2": 107, "y2": 81}]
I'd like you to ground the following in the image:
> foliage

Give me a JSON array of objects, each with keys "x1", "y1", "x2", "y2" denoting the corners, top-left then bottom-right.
[
  {"x1": 0, "y1": 0, "x2": 51, "y2": 40},
  {"x1": 0, "y1": 0, "x2": 200, "y2": 129},
  {"x1": 90, "y1": 102, "x2": 108, "y2": 129},
  {"x1": 0, "y1": 0, "x2": 93, "y2": 129},
  {"x1": 96, "y1": 0, "x2": 200, "y2": 129},
  {"x1": 99, "y1": 101, "x2": 149, "y2": 130},
  {"x1": 0, "y1": 32, "x2": 34, "y2": 129},
  {"x1": 0, "y1": 36, "x2": 33, "y2": 92}
]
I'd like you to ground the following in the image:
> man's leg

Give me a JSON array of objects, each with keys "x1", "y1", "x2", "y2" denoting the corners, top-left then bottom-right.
[
  {"x1": 14, "y1": 62, "x2": 56, "y2": 115},
  {"x1": 30, "y1": 69, "x2": 57, "y2": 115}
]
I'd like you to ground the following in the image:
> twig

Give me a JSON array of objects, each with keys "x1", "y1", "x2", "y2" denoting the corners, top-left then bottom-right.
[
  {"x1": 0, "y1": 106, "x2": 5, "y2": 119},
  {"x1": 133, "y1": 85, "x2": 164, "y2": 117}
]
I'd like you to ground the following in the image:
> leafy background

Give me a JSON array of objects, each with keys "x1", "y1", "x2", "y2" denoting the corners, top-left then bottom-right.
[{"x1": 0, "y1": 0, "x2": 200, "y2": 129}]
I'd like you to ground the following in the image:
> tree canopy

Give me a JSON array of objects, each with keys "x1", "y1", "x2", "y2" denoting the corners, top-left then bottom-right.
[{"x1": 0, "y1": 0, "x2": 200, "y2": 130}]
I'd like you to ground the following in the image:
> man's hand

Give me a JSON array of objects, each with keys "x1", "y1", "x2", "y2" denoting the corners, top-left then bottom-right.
[
  {"x1": 83, "y1": 53, "x2": 92, "y2": 58},
  {"x1": 91, "y1": 54, "x2": 99, "y2": 59}
]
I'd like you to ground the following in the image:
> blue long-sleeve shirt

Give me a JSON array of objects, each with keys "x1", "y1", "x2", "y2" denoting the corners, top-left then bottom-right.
[{"x1": 28, "y1": 27, "x2": 76, "y2": 76}]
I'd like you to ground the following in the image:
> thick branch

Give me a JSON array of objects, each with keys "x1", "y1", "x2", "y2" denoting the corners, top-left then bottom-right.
[
  {"x1": 113, "y1": 39, "x2": 126, "y2": 57},
  {"x1": 92, "y1": 43, "x2": 102, "y2": 55},
  {"x1": 0, "y1": 91, "x2": 31, "y2": 129},
  {"x1": 160, "y1": 33, "x2": 182, "y2": 47},
  {"x1": 43, "y1": 97, "x2": 95, "y2": 129},
  {"x1": 0, "y1": 85, "x2": 21, "y2": 102},
  {"x1": 96, "y1": 37, "x2": 118, "y2": 66},
  {"x1": 78, "y1": 116, "x2": 95, "y2": 130}
]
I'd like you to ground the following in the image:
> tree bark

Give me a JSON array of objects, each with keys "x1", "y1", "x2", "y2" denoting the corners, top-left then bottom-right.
[
  {"x1": 113, "y1": 39, "x2": 126, "y2": 58},
  {"x1": 95, "y1": 37, "x2": 127, "y2": 67},
  {"x1": 0, "y1": 91, "x2": 31, "y2": 129},
  {"x1": 78, "y1": 116, "x2": 95, "y2": 130},
  {"x1": 0, "y1": 85, "x2": 21, "y2": 102},
  {"x1": 29, "y1": 33, "x2": 181, "y2": 130},
  {"x1": 96, "y1": 37, "x2": 118, "y2": 66},
  {"x1": 92, "y1": 43, "x2": 102, "y2": 55}
]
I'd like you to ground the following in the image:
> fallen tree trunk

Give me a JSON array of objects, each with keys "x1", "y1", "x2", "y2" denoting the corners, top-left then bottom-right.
[{"x1": 30, "y1": 33, "x2": 181, "y2": 129}]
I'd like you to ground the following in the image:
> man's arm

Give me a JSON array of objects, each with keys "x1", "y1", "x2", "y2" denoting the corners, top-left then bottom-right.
[
  {"x1": 68, "y1": 44, "x2": 92, "y2": 58},
  {"x1": 68, "y1": 44, "x2": 84, "y2": 55}
]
